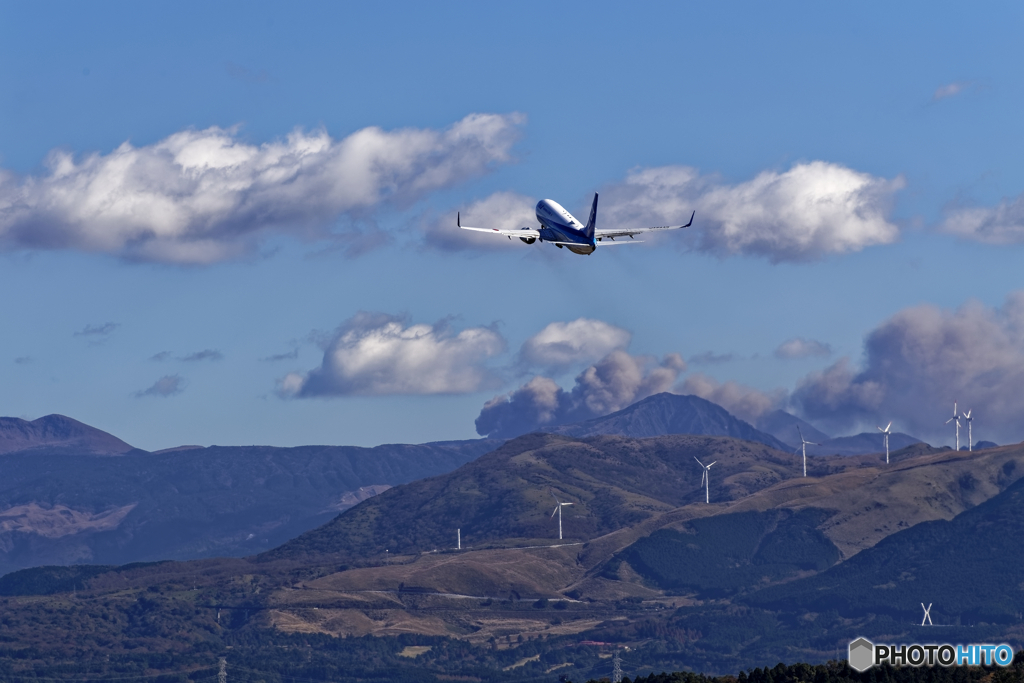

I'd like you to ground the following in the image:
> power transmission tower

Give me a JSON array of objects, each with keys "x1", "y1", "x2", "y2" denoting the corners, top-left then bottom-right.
[
  {"x1": 612, "y1": 651, "x2": 622, "y2": 683},
  {"x1": 218, "y1": 657, "x2": 227, "y2": 683}
]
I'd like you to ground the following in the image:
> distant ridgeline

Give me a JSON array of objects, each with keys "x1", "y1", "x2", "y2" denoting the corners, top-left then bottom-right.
[{"x1": 0, "y1": 415, "x2": 499, "y2": 576}]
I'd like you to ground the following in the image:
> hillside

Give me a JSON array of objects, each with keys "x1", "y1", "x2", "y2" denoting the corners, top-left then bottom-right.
[
  {"x1": 810, "y1": 430, "x2": 921, "y2": 456},
  {"x1": 0, "y1": 414, "x2": 137, "y2": 456},
  {"x1": 263, "y1": 432, "x2": 814, "y2": 562},
  {"x1": 0, "y1": 436, "x2": 1022, "y2": 679},
  {"x1": 547, "y1": 393, "x2": 790, "y2": 450},
  {"x1": 746, "y1": 467, "x2": 1024, "y2": 622},
  {"x1": 0, "y1": 438, "x2": 498, "y2": 575}
]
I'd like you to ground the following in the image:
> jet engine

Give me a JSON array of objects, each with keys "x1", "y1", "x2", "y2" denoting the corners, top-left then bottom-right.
[{"x1": 520, "y1": 236, "x2": 536, "y2": 244}]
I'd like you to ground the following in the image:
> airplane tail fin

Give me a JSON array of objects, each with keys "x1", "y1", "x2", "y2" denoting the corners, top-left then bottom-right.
[{"x1": 583, "y1": 193, "x2": 598, "y2": 241}]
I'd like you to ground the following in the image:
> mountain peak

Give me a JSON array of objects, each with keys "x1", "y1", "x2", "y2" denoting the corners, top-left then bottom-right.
[
  {"x1": 546, "y1": 392, "x2": 790, "y2": 451},
  {"x1": 0, "y1": 414, "x2": 136, "y2": 456}
]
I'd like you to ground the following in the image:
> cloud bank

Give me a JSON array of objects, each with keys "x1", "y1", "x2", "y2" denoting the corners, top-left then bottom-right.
[
  {"x1": 679, "y1": 373, "x2": 786, "y2": 426},
  {"x1": 280, "y1": 312, "x2": 506, "y2": 397},
  {"x1": 0, "y1": 113, "x2": 523, "y2": 264},
  {"x1": 444, "y1": 161, "x2": 904, "y2": 262},
  {"x1": 792, "y1": 293, "x2": 1024, "y2": 444},
  {"x1": 475, "y1": 350, "x2": 685, "y2": 439}
]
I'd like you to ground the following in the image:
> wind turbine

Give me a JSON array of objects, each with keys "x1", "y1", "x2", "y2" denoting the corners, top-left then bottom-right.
[
  {"x1": 946, "y1": 401, "x2": 961, "y2": 451},
  {"x1": 962, "y1": 409, "x2": 974, "y2": 452},
  {"x1": 797, "y1": 426, "x2": 818, "y2": 477},
  {"x1": 694, "y1": 457, "x2": 717, "y2": 504},
  {"x1": 550, "y1": 492, "x2": 573, "y2": 540},
  {"x1": 877, "y1": 421, "x2": 892, "y2": 464},
  {"x1": 921, "y1": 603, "x2": 933, "y2": 626}
]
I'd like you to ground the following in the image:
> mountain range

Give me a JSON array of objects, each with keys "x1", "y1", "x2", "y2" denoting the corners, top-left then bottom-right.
[
  {"x1": 0, "y1": 396, "x2": 942, "y2": 577},
  {"x1": 0, "y1": 426, "x2": 1020, "y2": 680}
]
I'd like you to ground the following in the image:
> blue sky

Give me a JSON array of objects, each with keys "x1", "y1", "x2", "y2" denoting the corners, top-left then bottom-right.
[{"x1": 3, "y1": 2, "x2": 1024, "y2": 450}]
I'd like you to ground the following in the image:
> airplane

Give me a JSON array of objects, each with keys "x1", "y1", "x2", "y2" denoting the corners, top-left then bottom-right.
[{"x1": 457, "y1": 193, "x2": 694, "y2": 255}]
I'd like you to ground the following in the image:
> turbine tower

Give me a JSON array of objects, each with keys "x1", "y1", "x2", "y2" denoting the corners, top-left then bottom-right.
[
  {"x1": 962, "y1": 409, "x2": 974, "y2": 452},
  {"x1": 945, "y1": 401, "x2": 961, "y2": 451},
  {"x1": 877, "y1": 421, "x2": 892, "y2": 464},
  {"x1": 797, "y1": 426, "x2": 818, "y2": 477},
  {"x1": 694, "y1": 457, "x2": 717, "y2": 504},
  {"x1": 550, "y1": 492, "x2": 573, "y2": 540}
]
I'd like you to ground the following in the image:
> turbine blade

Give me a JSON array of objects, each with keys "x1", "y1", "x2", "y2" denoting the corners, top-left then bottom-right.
[
  {"x1": 707, "y1": 461, "x2": 717, "y2": 468},
  {"x1": 551, "y1": 507, "x2": 558, "y2": 517},
  {"x1": 886, "y1": 421, "x2": 892, "y2": 432},
  {"x1": 694, "y1": 457, "x2": 705, "y2": 467}
]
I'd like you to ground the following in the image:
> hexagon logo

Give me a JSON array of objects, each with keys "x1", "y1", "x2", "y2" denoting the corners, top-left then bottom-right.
[{"x1": 849, "y1": 637, "x2": 874, "y2": 672}]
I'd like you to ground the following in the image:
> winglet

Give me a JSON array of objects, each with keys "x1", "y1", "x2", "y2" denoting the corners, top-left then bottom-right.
[
  {"x1": 457, "y1": 212, "x2": 461, "y2": 228},
  {"x1": 682, "y1": 211, "x2": 694, "y2": 228}
]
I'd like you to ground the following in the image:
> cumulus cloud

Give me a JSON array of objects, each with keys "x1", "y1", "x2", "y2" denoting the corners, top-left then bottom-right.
[
  {"x1": 679, "y1": 373, "x2": 786, "y2": 425},
  {"x1": 774, "y1": 337, "x2": 832, "y2": 359},
  {"x1": 0, "y1": 113, "x2": 523, "y2": 264},
  {"x1": 136, "y1": 375, "x2": 185, "y2": 397},
  {"x1": 792, "y1": 293, "x2": 1024, "y2": 443},
  {"x1": 518, "y1": 318, "x2": 631, "y2": 373},
  {"x1": 475, "y1": 350, "x2": 685, "y2": 439},
  {"x1": 180, "y1": 349, "x2": 223, "y2": 362},
  {"x1": 942, "y1": 193, "x2": 1024, "y2": 244},
  {"x1": 599, "y1": 162, "x2": 904, "y2": 262},
  {"x1": 421, "y1": 191, "x2": 536, "y2": 251},
  {"x1": 279, "y1": 312, "x2": 506, "y2": 397}
]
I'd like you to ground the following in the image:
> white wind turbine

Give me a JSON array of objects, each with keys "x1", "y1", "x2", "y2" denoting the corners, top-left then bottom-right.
[
  {"x1": 550, "y1": 492, "x2": 573, "y2": 540},
  {"x1": 946, "y1": 401, "x2": 961, "y2": 451},
  {"x1": 694, "y1": 457, "x2": 717, "y2": 504},
  {"x1": 877, "y1": 421, "x2": 892, "y2": 464},
  {"x1": 797, "y1": 426, "x2": 818, "y2": 477},
  {"x1": 962, "y1": 409, "x2": 974, "y2": 452}
]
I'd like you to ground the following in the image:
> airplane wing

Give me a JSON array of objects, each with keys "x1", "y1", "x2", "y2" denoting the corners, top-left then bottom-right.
[
  {"x1": 595, "y1": 211, "x2": 694, "y2": 240},
  {"x1": 458, "y1": 213, "x2": 540, "y2": 239}
]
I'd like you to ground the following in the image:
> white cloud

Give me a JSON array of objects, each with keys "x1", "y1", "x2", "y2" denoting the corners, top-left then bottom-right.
[
  {"x1": 518, "y1": 318, "x2": 631, "y2": 372},
  {"x1": 792, "y1": 293, "x2": 1024, "y2": 444},
  {"x1": 280, "y1": 312, "x2": 506, "y2": 397},
  {"x1": 421, "y1": 191, "x2": 537, "y2": 251},
  {"x1": 599, "y1": 162, "x2": 904, "y2": 262},
  {"x1": 475, "y1": 350, "x2": 685, "y2": 438},
  {"x1": 774, "y1": 337, "x2": 832, "y2": 359},
  {"x1": 442, "y1": 161, "x2": 904, "y2": 262},
  {"x1": 0, "y1": 113, "x2": 523, "y2": 264}
]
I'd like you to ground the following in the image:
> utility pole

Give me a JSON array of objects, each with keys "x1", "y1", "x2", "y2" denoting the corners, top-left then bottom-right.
[
  {"x1": 218, "y1": 657, "x2": 227, "y2": 683},
  {"x1": 612, "y1": 651, "x2": 622, "y2": 683}
]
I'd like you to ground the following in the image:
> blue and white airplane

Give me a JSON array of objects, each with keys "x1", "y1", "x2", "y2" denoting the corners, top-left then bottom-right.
[{"x1": 458, "y1": 193, "x2": 693, "y2": 255}]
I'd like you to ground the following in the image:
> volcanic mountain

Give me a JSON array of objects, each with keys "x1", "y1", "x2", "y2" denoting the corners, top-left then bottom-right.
[
  {"x1": 545, "y1": 393, "x2": 790, "y2": 450},
  {"x1": 0, "y1": 414, "x2": 137, "y2": 456}
]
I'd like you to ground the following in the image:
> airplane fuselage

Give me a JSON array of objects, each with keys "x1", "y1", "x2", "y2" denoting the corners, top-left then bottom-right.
[{"x1": 535, "y1": 199, "x2": 595, "y2": 255}]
